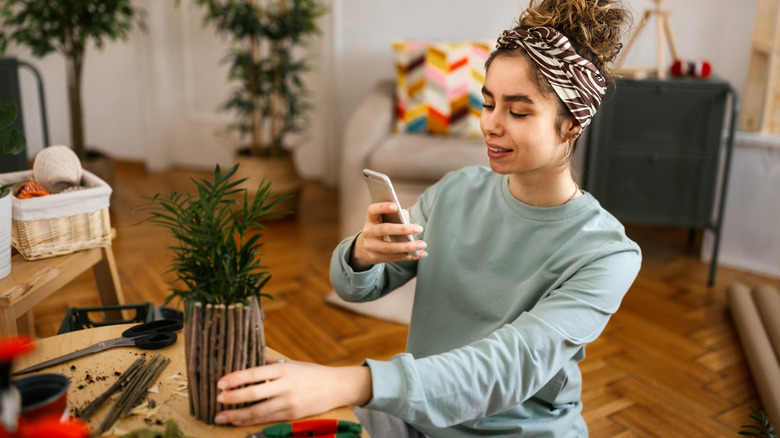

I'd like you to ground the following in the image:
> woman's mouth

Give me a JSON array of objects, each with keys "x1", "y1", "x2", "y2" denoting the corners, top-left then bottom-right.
[{"x1": 487, "y1": 145, "x2": 513, "y2": 159}]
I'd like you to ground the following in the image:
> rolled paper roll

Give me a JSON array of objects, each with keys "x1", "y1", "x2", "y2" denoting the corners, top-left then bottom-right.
[
  {"x1": 726, "y1": 282, "x2": 780, "y2": 424},
  {"x1": 753, "y1": 285, "x2": 780, "y2": 364},
  {"x1": 33, "y1": 145, "x2": 83, "y2": 193}
]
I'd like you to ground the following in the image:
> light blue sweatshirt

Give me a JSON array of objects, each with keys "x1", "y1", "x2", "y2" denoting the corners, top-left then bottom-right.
[{"x1": 330, "y1": 166, "x2": 641, "y2": 437}]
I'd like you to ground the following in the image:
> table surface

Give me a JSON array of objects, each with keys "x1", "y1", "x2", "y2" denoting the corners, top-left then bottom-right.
[{"x1": 12, "y1": 324, "x2": 367, "y2": 437}]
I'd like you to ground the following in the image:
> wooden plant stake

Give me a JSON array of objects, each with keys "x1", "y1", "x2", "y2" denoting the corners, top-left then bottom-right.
[
  {"x1": 186, "y1": 302, "x2": 201, "y2": 417},
  {"x1": 233, "y1": 304, "x2": 245, "y2": 409},
  {"x1": 250, "y1": 295, "x2": 265, "y2": 368},
  {"x1": 208, "y1": 306, "x2": 220, "y2": 421},
  {"x1": 119, "y1": 355, "x2": 170, "y2": 417},
  {"x1": 200, "y1": 305, "x2": 212, "y2": 420},
  {"x1": 243, "y1": 306, "x2": 252, "y2": 368},
  {"x1": 97, "y1": 354, "x2": 171, "y2": 434},
  {"x1": 183, "y1": 301, "x2": 193, "y2": 415},
  {"x1": 234, "y1": 304, "x2": 245, "y2": 374},
  {"x1": 215, "y1": 304, "x2": 227, "y2": 414},
  {"x1": 248, "y1": 305, "x2": 257, "y2": 370},
  {"x1": 79, "y1": 355, "x2": 146, "y2": 420},
  {"x1": 225, "y1": 304, "x2": 236, "y2": 378}
]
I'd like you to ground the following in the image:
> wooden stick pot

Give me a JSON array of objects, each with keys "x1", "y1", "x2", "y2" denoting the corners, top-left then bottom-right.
[{"x1": 184, "y1": 296, "x2": 265, "y2": 423}]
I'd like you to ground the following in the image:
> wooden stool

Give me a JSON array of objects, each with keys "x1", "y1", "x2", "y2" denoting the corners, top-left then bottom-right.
[{"x1": 0, "y1": 246, "x2": 125, "y2": 336}]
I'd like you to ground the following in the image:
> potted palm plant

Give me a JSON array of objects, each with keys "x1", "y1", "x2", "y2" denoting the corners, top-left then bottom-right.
[
  {"x1": 186, "y1": 0, "x2": 327, "y2": 212},
  {"x1": 0, "y1": 100, "x2": 26, "y2": 280},
  {"x1": 0, "y1": 0, "x2": 145, "y2": 184},
  {"x1": 140, "y1": 163, "x2": 290, "y2": 424}
]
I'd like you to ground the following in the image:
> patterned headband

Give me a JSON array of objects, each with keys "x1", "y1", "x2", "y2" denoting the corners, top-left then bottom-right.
[{"x1": 496, "y1": 26, "x2": 605, "y2": 129}]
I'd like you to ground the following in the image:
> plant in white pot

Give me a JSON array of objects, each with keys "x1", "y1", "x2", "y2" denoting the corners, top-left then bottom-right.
[
  {"x1": 185, "y1": 0, "x2": 327, "y2": 213},
  {"x1": 0, "y1": 101, "x2": 26, "y2": 280},
  {"x1": 140, "y1": 163, "x2": 290, "y2": 424}
]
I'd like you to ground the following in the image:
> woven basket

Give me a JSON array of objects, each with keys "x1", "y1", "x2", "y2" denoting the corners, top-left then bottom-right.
[{"x1": 0, "y1": 169, "x2": 112, "y2": 260}]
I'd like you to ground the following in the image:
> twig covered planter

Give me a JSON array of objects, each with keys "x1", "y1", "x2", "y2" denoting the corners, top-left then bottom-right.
[
  {"x1": 185, "y1": 296, "x2": 265, "y2": 423},
  {"x1": 140, "y1": 164, "x2": 290, "y2": 424}
]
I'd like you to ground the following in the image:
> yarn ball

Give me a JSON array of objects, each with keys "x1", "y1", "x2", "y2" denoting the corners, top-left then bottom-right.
[
  {"x1": 33, "y1": 145, "x2": 83, "y2": 193},
  {"x1": 693, "y1": 60, "x2": 712, "y2": 78}
]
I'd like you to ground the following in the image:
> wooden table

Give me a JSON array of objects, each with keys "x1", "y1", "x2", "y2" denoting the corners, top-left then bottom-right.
[
  {"x1": 0, "y1": 246, "x2": 125, "y2": 336},
  {"x1": 12, "y1": 324, "x2": 367, "y2": 437}
]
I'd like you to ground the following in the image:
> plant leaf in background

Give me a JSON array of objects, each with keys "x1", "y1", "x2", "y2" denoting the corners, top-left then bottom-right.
[
  {"x1": 0, "y1": 101, "x2": 26, "y2": 157},
  {"x1": 184, "y1": 0, "x2": 327, "y2": 158},
  {"x1": 0, "y1": 100, "x2": 27, "y2": 197},
  {"x1": 740, "y1": 407, "x2": 777, "y2": 438},
  {"x1": 0, "y1": 0, "x2": 145, "y2": 160}
]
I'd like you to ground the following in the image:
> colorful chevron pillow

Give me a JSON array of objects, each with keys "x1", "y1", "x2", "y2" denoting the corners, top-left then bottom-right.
[{"x1": 393, "y1": 40, "x2": 492, "y2": 137}]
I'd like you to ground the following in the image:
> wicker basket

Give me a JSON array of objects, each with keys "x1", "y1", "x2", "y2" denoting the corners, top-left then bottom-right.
[{"x1": 0, "y1": 169, "x2": 112, "y2": 260}]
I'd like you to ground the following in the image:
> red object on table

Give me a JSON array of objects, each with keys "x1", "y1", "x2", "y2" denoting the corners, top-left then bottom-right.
[{"x1": 249, "y1": 419, "x2": 363, "y2": 438}]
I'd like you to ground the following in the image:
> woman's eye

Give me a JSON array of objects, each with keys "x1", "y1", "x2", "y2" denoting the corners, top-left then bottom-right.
[
  {"x1": 510, "y1": 111, "x2": 527, "y2": 119},
  {"x1": 482, "y1": 103, "x2": 495, "y2": 110}
]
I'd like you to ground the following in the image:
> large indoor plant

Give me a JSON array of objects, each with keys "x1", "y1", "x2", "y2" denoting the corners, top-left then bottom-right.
[
  {"x1": 186, "y1": 0, "x2": 327, "y2": 211},
  {"x1": 0, "y1": 100, "x2": 26, "y2": 280},
  {"x1": 141, "y1": 163, "x2": 290, "y2": 423},
  {"x1": 0, "y1": 0, "x2": 144, "y2": 181}
]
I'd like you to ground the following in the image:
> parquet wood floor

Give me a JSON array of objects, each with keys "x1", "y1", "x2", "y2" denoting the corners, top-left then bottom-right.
[{"x1": 28, "y1": 161, "x2": 780, "y2": 437}]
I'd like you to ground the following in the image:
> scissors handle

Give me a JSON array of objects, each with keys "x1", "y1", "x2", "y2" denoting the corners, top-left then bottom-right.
[
  {"x1": 122, "y1": 319, "x2": 183, "y2": 350},
  {"x1": 122, "y1": 319, "x2": 183, "y2": 338},
  {"x1": 134, "y1": 332, "x2": 177, "y2": 350}
]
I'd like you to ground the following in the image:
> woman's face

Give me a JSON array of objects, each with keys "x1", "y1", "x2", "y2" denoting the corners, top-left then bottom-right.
[{"x1": 480, "y1": 55, "x2": 572, "y2": 179}]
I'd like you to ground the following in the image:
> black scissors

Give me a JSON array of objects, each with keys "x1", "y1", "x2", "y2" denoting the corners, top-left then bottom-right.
[{"x1": 13, "y1": 319, "x2": 183, "y2": 375}]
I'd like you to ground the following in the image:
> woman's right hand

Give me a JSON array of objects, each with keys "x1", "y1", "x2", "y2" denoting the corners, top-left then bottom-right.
[{"x1": 349, "y1": 202, "x2": 427, "y2": 271}]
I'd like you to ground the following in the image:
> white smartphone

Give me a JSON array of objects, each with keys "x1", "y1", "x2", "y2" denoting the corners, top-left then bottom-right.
[{"x1": 362, "y1": 169, "x2": 420, "y2": 257}]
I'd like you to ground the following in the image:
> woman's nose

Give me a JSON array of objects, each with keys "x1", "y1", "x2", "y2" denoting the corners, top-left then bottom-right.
[{"x1": 480, "y1": 111, "x2": 501, "y2": 137}]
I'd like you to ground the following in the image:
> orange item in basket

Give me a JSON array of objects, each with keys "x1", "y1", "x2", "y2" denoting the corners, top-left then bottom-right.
[{"x1": 14, "y1": 180, "x2": 52, "y2": 199}]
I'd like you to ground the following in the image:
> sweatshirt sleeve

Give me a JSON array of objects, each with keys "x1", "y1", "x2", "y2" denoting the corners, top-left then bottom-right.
[
  {"x1": 329, "y1": 178, "x2": 441, "y2": 303},
  {"x1": 329, "y1": 234, "x2": 418, "y2": 303},
  {"x1": 361, "y1": 245, "x2": 641, "y2": 428}
]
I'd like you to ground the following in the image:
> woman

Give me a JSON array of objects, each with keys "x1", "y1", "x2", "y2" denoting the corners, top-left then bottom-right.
[{"x1": 214, "y1": 1, "x2": 640, "y2": 436}]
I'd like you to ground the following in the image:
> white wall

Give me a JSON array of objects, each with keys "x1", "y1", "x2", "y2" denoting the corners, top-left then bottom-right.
[
  {"x1": 5, "y1": 0, "x2": 761, "y2": 185},
  {"x1": 701, "y1": 133, "x2": 780, "y2": 279}
]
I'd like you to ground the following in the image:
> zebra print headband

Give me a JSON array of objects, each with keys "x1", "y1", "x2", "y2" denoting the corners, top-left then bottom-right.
[{"x1": 496, "y1": 26, "x2": 605, "y2": 129}]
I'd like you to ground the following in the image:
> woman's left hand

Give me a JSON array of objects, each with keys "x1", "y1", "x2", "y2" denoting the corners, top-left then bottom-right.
[{"x1": 213, "y1": 359, "x2": 373, "y2": 426}]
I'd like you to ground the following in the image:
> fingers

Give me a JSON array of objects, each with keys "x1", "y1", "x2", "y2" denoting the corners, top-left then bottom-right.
[
  {"x1": 365, "y1": 200, "x2": 397, "y2": 218},
  {"x1": 215, "y1": 362, "x2": 289, "y2": 425},
  {"x1": 214, "y1": 361, "x2": 349, "y2": 426},
  {"x1": 357, "y1": 202, "x2": 427, "y2": 262},
  {"x1": 217, "y1": 395, "x2": 296, "y2": 426},
  {"x1": 217, "y1": 361, "x2": 284, "y2": 391},
  {"x1": 372, "y1": 238, "x2": 427, "y2": 260}
]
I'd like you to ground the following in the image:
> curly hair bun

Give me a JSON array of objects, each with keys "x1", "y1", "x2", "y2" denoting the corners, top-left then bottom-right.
[{"x1": 518, "y1": 0, "x2": 632, "y2": 80}]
